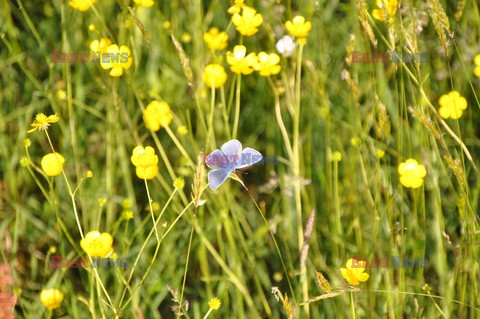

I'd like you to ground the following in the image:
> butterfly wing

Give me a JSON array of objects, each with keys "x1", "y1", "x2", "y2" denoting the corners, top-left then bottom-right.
[
  {"x1": 206, "y1": 149, "x2": 227, "y2": 169},
  {"x1": 208, "y1": 168, "x2": 231, "y2": 190},
  {"x1": 221, "y1": 139, "x2": 242, "y2": 165},
  {"x1": 236, "y1": 147, "x2": 263, "y2": 169}
]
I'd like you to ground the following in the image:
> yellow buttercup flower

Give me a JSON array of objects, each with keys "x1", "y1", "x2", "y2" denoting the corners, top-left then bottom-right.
[
  {"x1": 474, "y1": 54, "x2": 480, "y2": 77},
  {"x1": 162, "y1": 21, "x2": 172, "y2": 29},
  {"x1": 203, "y1": 27, "x2": 229, "y2": 51},
  {"x1": 131, "y1": 146, "x2": 159, "y2": 180},
  {"x1": 28, "y1": 113, "x2": 59, "y2": 133},
  {"x1": 208, "y1": 297, "x2": 221, "y2": 310},
  {"x1": 41, "y1": 153, "x2": 65, "y2": 177},
  {"x1": 228, "y1": 0, "x2": 244, "y2": 14},
  {"x1": 100, "y1": 45, "x2": 133, "y2": 77},
  {"x1": 398, "y1": 158, "x2": 426, "y2": 189},
  {"x1": 131, "y1": 146, "x2": 159, "y2": 168},
  {"x1": 202, "y1": 64, "x2": 227, "y2": 88},
  {"x1": 143, "y1": 100, "x2": 173, "y2": 131},
  {"x1": 372, "y1": 0, "x2": 397, "y2": 23},
  {"x1": 177, "y1": 125, "x2": 188, "y2": 136},
  {"x1": 340, "y1": 258, "x2": 369, "y2": 286},
  {"x1": 136, "y1": 165, "x2": 159, "y2": 180},
  {"x1": 68, "y1": 0, "x2": 96, "y2": 11},
  {"x1": 181, "y1": 33, "x2": 192, "y2": 43},
  {"x1": 438, "y1": 90, "x2": 467, "y2": 120},
  {"x1": 133, "y1": 0, "x2": 154, "y2": 7},
  {"x1": 226, "y1": 45, "x2": 257, "y2": 75},
  {"x1": 90, "y1": 38, "x2": 112, "y2": 61},
  {"x1": 232, "y1": 6, "x2": 263, "y2": 36},
  {"x1": 285, "y1": 16, "x2": 312, "y2": 45},
  {"x1": 331, "y1": 151, "x2": 342, "y2": 162},
  {"x1": 40, "y1": 288, "x2": 64, "y2": 310},
  {"x1": 253, "y1": 52, "x2": 281, "y2": 77},
  {"x1": 173, "y1": 177, "x2": 185, "y2": 190},
  {"x1": 80, "y1": 231, "x2": 113, "y2": 258}
]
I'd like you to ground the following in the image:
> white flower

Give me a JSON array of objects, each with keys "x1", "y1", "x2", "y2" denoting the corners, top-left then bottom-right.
[{"x1": 276, "y1": 35, "x2": 296, "y2": 57}]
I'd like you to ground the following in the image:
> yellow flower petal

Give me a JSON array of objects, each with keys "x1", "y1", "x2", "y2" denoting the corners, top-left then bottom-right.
[{"x1": 40, "y1": 288, "x2": 64, "y2": 310}]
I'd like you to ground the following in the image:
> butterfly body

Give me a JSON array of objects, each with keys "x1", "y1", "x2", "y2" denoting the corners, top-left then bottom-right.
[{"x1": 206, "y1": 139, "x2": 263, "y2": 190}]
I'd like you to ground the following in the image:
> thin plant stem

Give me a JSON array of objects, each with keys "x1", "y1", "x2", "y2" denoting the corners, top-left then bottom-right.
[
  {"x1": 267, "y1": 77, "x2": 294, "y2": 164},
  {"x1": 207, "y1": 82, "x2": 216, "y2": 149},
  {"x1": 293, "y1": 43, "x2": 307, "y2": 315},
  {"x1": 202, "y1": 308, "x2": 213, "y2": 319},
  {"x1": 164, "y1": 125, "x2": 194, "y2": 167},
  {"x1": 144, "y1": 178, "x2": 159, "y2": 241},
  {"x1": 44, "y1": 130, "x2": 84, "y2": 239},
  {"x1": 179, "y1": 205, "x2": 198, "y2": 316},
  {"x1": 350, "y1": 292, "x2": 356, "y2": 319},
  {"x1": 232, "y1": 73, "x2": 241, "y2": 139}
]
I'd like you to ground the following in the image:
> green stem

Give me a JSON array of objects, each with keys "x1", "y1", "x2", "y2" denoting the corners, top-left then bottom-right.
[
  {"x1": 207, "y1": 82, "x2": 216, "y2": 149},
  {"x1": 202, "y1": 308, "x2": 213, "y2": 319},
  {"x1": 267, "y1": 77, "x2": 294, "y2": 164},
  {"x1": 179, "y1": 206, "x2": 198, "y2": 315},
  {"x1": 293, "y1": 43, "x2": 306, "y2": 314},
  {"x1": 293, "y1": 44, "x2": 304, "y2": 249},
  {"x1": 350, "y1": 292, "x2": 356, "y2": 319},
  {"x1": 232, "y1": 73, "x2": 241, "y2": 139},
  {"x1": 144, "y1": 178, "x2": 159, "y2": 241},
  {"x1": 44, "y1": 131, "x2": 84, "y2": 239}
]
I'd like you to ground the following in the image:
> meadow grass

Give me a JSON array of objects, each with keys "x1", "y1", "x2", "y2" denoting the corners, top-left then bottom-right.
[{"x1": 1, "y1": 0, "x2": 480, "y2": 318}]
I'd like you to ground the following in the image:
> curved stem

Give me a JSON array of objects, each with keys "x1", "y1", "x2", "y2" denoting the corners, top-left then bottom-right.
[{"x1": 267, "y1": 77, "x2": 294, "y2": 165}]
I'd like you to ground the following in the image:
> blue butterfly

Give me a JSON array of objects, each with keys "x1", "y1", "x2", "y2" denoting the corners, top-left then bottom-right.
[{"x1": 206, "y1": 139, "x2": 263, "y2": 190}]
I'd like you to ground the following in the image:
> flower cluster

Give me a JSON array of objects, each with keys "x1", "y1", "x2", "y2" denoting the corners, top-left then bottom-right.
[
  {"x1": 200, "y1": 8, "x2": 311, "y2": 88},
  {"x1": 398, "y1": 158, "x2": 426, "y2": 189},
  {"x1": 80, "y1": 231, "x2": 114, "y2": 258},
  {"x1": 131, "y1": 146, "x2": 159, "y2": 180}
]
